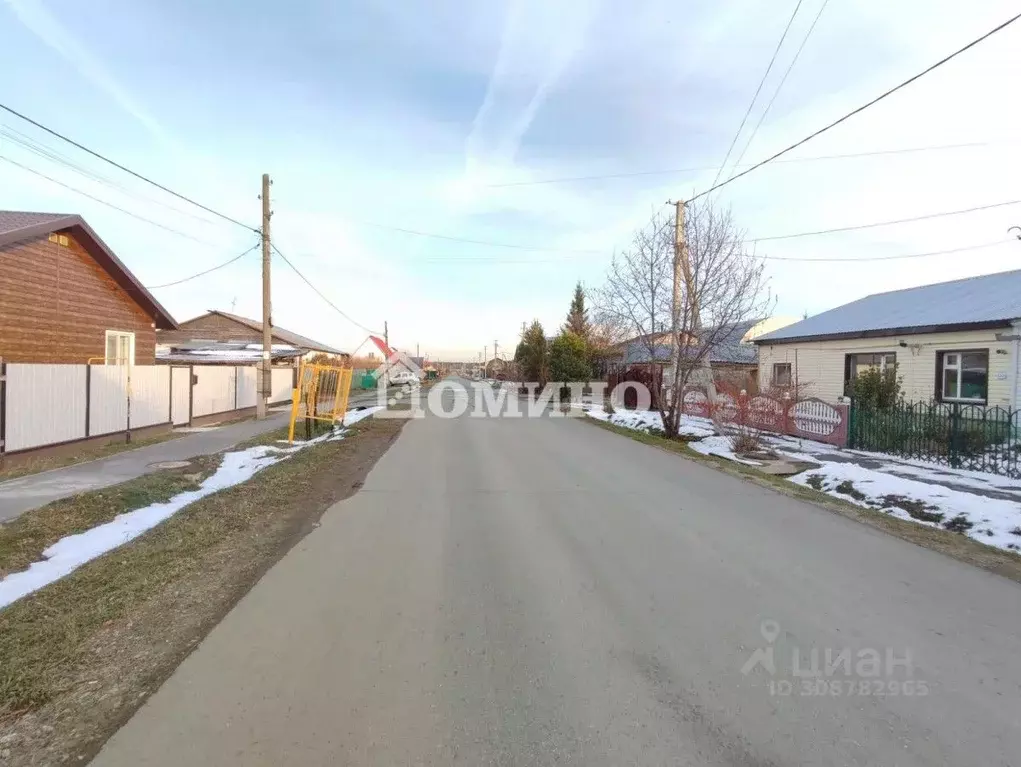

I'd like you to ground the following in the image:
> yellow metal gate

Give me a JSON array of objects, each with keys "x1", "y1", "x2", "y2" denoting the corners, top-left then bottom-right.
[{"x1": 287, "y1": 362, "x2": 354, "y2": 442}]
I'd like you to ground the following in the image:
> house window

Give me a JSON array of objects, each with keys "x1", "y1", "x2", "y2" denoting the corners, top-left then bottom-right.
[
  {"x1": 772, "y1": 363, "x2": 792, "y2": 386},
  {"x1": 105, "y1": 330, "x2": 135, "y2": 366},
  {"x1": 843, "y1": 352, "x2": 896, "y2": 392},
  {"x1": 938, "y1": 350, "x2": 988, "y2": 403},
  {"x1": 48, "y1": 233, "x2": 70, "y2": 247}
]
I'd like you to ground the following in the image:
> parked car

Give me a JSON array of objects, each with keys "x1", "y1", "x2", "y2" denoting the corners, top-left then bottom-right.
[{"x1": 390, "y1": 371, "x2": 420, "y2": 386}]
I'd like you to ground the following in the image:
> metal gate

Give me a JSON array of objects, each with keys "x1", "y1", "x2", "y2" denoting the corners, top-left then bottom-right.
[
  {"x1": 287, "y1": 362, "x2": 353, "y2": 442},
  {"x1": 170, "y1": 366, "x2": 191, "y2": 425}
]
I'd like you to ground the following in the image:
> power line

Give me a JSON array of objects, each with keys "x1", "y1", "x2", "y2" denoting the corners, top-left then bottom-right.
[
  {"x1": 0, "y1": 101, "x2": 257, "y2": 232},
  {"x1": 271, "y1": 243, "x2": 381, "y2": 334},
  {"x1": 147, "y1": 243, "x2": 260, "y2": 289},
  {"x1": 0, "y1": 154, "x2": 222, "y2": 246},
  {"x1": 688, "y1": 10, "x2": 1021, "y2": 202},
  {"x1": 356, "y1": 220, "x2": 600, "y2": 253},
  {"x1": 759, "y1": 240, "x2": 1010, "y2": 262},
  {"x1": 483, "y1": 140, "x2": 1002, "y2": 188},
  {"x1": 728, "y1": 0, "x2": 832, "y2": 176},
  {"x1": 709, "y1": 0, "x2": 805, "y2": 190},
  {"x1": 1, "y1": 126, "x2": 222, "y2": 226},
  {"x1": 750, "y1": 198, "x2": 1021, "y2": 242}
]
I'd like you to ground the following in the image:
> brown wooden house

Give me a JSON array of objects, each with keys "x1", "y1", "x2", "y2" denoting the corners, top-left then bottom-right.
[
  {"x1": 0, "y1": 211, "x2": 177, "y2": 364},
  {"x1": 158, "y1": 310, "x2": 345, "y2": 358}
]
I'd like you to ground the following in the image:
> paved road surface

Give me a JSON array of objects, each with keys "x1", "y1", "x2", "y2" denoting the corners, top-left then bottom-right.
[{"x1": 93, "y1": 383, "x2": 1021, "y2": 765}]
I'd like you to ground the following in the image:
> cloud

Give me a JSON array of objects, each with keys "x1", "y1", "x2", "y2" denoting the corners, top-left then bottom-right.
[{"x1": 3, "y1": 0, "x2": 175, "y2": 147}]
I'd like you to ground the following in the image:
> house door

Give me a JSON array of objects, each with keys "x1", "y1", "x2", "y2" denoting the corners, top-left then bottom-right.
[{"x1": 171, "y1": 366, "x2": 191, "y2": 425}]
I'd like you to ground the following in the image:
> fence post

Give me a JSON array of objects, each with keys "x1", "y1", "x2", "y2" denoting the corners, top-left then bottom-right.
[
  {"x1": 949, "y1": 403, "x2": 962, "y2": 469},
  {"x1": 84, "y1": 363, "x2": 91, "y2": 438},
  {"x1": 234, "y1": 366, "x2": 239, "y2": 410},
  {"x1": 0, "y1": 357, "x2": 6, "y2": 460},
  {"x1": 188, "y1": 365, "x2": 195, "y2": 426}
]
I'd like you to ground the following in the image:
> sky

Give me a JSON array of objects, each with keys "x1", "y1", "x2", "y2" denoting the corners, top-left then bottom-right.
[{"x1": 1, "y1": 0, "x2": 1019, "y2": 361}]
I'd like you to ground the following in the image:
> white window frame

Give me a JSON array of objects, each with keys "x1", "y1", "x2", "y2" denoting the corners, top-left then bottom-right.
[
  {"x1": 104, "y1": 330, "x2": 136, "y2": 366},
  {"x1": 772, "y1": 362, "x2": 792, "y2": 386},
  {"x1": 940, "y1": 349, "x2": 988, "y2": 403}
]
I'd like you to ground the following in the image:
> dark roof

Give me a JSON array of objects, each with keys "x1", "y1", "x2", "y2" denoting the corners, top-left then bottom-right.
[
  {"x1": 179, "y1": 310, "x2": 345, "y2": 355},
  {"x1": 618, "y1": 321, "x2": 760, "y2": 365},
  {"x1": 756, "y1": 269, "x2": 1021, "y2": 344},
  {"x1": 0, "y1": 211, "x2": 177, "y2": 329}
]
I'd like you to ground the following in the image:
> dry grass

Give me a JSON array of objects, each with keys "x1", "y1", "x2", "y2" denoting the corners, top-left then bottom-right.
[
  {"x1": 0, "y1": 431, "x2": 185, "y2": 483},
  {"x1": 0, "y1": 416, "x2": 404, "y2": 765},
  {"x1": 583, "y1": 415, "x2": 1021, "y2": 584}
]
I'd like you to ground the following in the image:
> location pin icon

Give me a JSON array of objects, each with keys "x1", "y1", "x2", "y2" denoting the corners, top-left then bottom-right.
[{"x1": 761, "y1": 619, "x2": 780, "y2": 644}]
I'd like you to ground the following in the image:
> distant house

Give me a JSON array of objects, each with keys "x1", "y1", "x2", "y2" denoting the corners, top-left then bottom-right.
[
  {"x1": 157, "y1": 310, "x2": 346, "y2": 361},
  {"x1": 608, "y1": 318, "x2": 793, "y2": 392},
  {"x1": 0, "y1": 211, "x2": 177, "y2": 364},
  {"x1": 753, "y1": 270, "x2": 1021, "y2": 408}
]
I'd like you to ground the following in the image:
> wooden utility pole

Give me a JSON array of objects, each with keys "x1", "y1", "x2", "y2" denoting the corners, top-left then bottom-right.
[
  {"x1": 493, "y1": 340, "x2": 498, "y2": 360},
  {"x1": 670, "y1": 200, "x2": 714, "y2": 409},
  {"x1": 384, "y1": 321, "x2": 389, "y2": 351},
  {"x1": 258, "y1": 173, "x2": 272, "y2": 419}
]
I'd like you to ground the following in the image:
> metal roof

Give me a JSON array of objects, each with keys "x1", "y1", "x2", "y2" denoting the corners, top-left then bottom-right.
[
  {"x1": 618, "y1": 320, "x2": 761, "y2": 365},
  {"x1": 756, "y1": 269, "x2": 1021, "y2": 344},
  {"x1": 173, "y1": 310, "x2": 345, "y2": 355},
  {"x1": 0, "y1": 211, "x2": 178, "y2": 329}
]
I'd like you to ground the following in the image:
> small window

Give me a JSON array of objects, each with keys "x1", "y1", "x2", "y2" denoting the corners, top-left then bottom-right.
[
  {"x1": 48, "y1": 233, "x2": 70, "y2": 247},
  {"x1": 843, "y1": 352, "x2": 896, "y2": 393},
  {"x1": 104, "y1": 330, "x2": 135, "y2": 366},
  {"x1": 772, "y1": 363, "x2": 792, "y2": 387},
  {"x1": 938, "y1": 349, "x2": 988, "y2": 403}
]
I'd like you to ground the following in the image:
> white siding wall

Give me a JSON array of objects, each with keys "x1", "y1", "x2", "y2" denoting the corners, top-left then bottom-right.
[
  {"x1": 192, "y1": 367, "x2": 237, "y2": 417},
  {"x1": 236, "y1": 368, "x2": 258, "y2": 409},
  {"x1": 757, "y1": 328, "x2": 1016, "y2": 406},
  {"x1": 271, "y1": 368, "x2": 294, "y2": 403},
  {"x1": 130, "y1": 366, "x2": 171, "y2": 428},
  {"x1": 5, "y1": 364, "x2": 87, "y2": 451},
  {"x1": 89, "y1": 365, "x2": 130, "y2": 436}
]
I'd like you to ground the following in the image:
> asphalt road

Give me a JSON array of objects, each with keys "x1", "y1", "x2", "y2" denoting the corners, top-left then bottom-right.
[{"x1": 93, "y1": 382, "x2": 1021, "y2": 765}]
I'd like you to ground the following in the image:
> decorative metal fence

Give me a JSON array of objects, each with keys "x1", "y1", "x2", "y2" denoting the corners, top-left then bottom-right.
[{"x1": 849, "y1": 400, "x2": 1021, "y2": 478}]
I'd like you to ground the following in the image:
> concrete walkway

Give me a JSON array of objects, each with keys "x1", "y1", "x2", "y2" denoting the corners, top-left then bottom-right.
[
  {"x1": 0, "y1": 390, "x2": 387, "y2": 523},
  {"x1": 0, "y1": 413, "x2": 291, "y2": 523}
]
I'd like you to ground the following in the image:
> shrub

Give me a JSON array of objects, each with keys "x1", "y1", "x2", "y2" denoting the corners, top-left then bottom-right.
[
  {"x1": 849, "y1": 366, "x2": 901, "y2": 410},
  {"x1": 730, "y1": 430, "x2": 763, "y2": 454}
]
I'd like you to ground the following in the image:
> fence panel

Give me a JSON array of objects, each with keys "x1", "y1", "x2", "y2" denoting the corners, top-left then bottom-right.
[
  {"x1": 170, "y1": 367, "x2": 191, "y2": 425},
  {"x1": 89, "y1": 365, "x2": 130, "y2": 436},
  {"x1": 236, "y1": 367, "x2": 259, "y2": 409},
  {"x1": 850, "y1": 400, "x2": 1020, "y2": 478},
  {"x1": 192, "y1": 367, "x2": 237, "y2": 417},
  {"x1": 5, "y1": 364, "x2": 87, "y2": 451},
  {"x1": 271, "y1": 368, "x2": 294, "y2": 403},
  {"x1": 130, "y1": 366, "x2": 171, "y2": 428}
]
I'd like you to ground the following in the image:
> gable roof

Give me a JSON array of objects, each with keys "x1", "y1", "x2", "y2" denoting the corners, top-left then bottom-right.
[
  {"x1": 756, "y1": 269, "x2": 1021, "y2": 344},
  {"x1": 179, "y1": 310, "x2": 345, "y2": 355},
  {"x1": 616, "y1": 320, "x2": 761, "y2": 365},
  {"x1": 0, "y1": 211, "x2": 177, "y2": 329}
]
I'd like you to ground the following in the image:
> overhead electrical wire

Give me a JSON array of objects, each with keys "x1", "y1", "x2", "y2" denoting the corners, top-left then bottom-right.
[
  {"x1": 749, "y1": 198, "x2": 1021, "y2": 242},
  {"x1": 270, "y1": 243, "x2": 381, "y2": 335},
  {"x1": 0, "y1": 125, "x2": 222, "y2": 226},
  {"x1": 0, "y1": 154, "x2": 222, "y2": 246},
  {"x1": 727, "y1": 0, "x2": 832, "y2": 177},
  {"x1": 0, "y1": 101, "x2": 257, "y2": 232},
  {"x1": 708, "y1": 0, "x2": 805, "y2": 190},
  {"x1": 482, "y1": 140, "x2": 1003, "y2": 188},
  {"x1": 758, "y1": 240, "x2": 1011, "y2": 262},
  {"x1": 147, "y1": 243, "x2": 261, "y2": 288},
  {"x1": 687, "y1": 9, "x2": 1021, "y2": 202}
]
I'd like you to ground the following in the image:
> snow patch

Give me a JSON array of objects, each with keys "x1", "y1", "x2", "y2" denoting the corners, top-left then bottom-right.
[
  {"x1": 0, "y1": 407, "x2": 382, "y2": 611},
  {"x1": 688, "y1": 435, "x2": 763, "y2": 466}
]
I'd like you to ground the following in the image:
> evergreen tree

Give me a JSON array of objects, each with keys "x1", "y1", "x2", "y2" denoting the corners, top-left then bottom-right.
[
  {"x1": 564, "y1": 282, "x2": 590, "y2": 340},
  {"x1": 516, "y1": 320, "x2": 549, "y2": 386}
]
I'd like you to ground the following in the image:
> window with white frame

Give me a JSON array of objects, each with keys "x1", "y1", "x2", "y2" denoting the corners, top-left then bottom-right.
[
  {"x1": 938, "y1": 350, "x2": 988, "y2": 403},
  {"x1": 104, "y1": 330, "x2": 135, "y2": 366},
  {"x1": 772, "y1": 362, "x2": 792, "y2": 387}
]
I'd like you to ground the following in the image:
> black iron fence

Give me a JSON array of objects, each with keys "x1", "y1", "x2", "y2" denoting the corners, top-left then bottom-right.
[{"x1": 849, "y1": 400, "x2": 1020, "y2": 478}]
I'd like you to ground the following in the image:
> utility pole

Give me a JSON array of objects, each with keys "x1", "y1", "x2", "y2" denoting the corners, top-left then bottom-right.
[
  {"x1": 670, "y1": 200, "x2": 714, "y2": 414},
  {"x1": 416, "y1": 342, "x2": 420, "y2": 359},
  {"x1": 384, "y1": 321, "x2": 389, "y2": 352},
  {"x1": 493, "y1": 340, "x2": 498, "y2": 360},
  {"x1": 257, "y1": 173, "x2": 272, "y2": 420}
]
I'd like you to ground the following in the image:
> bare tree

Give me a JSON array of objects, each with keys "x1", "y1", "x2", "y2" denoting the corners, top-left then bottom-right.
[{"x1": 595, "y1": 200, "x2": 771, "y2": 438}]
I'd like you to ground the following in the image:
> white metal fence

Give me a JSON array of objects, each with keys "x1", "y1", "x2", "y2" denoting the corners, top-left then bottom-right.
[{"x1": 0, "y1": 363, "x2": 295, "y2": 454}]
